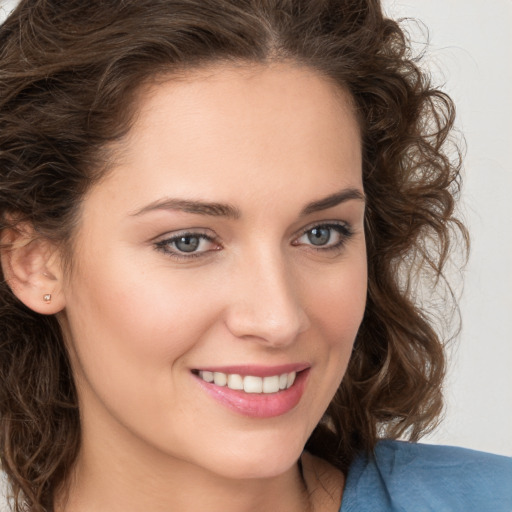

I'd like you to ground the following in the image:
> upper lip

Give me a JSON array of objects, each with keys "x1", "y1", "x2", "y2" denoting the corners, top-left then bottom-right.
[{"x1": 192, "y1": 363, "x2": 310, "y2": 377}]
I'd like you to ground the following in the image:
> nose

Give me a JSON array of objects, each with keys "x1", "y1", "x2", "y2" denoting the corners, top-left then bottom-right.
[{"x1": 224, "y1": 249, "x2": 310, "y2": 347}]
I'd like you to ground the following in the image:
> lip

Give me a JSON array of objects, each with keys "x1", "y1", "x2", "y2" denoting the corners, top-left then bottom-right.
[{"x1": 193, "y1": 366, "x2": 310, "y2": 419}]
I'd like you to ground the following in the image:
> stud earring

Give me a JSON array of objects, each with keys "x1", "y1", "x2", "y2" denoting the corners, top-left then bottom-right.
[{"x1": 43, "y1": 294, "x2": 52, "y2": 303}]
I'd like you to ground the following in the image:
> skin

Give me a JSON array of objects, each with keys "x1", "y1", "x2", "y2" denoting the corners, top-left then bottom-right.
[{"x1": 32, "y1": 63, "x2": 367, "y2": 511}]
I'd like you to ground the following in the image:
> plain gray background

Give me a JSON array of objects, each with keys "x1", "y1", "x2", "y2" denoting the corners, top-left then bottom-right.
[{"x1": 0, "y1": 0, "x2": 511, "y2": 458}]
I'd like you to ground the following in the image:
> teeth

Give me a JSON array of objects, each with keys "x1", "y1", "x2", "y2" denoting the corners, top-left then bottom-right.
[
  {"x1": 227, "y1": 374, "x2": 243, "y2": 390},
  {"x1": 198, "y1": 370, "x2": 297, "y2": 394},
  {"x1": 244, "y1": 376, "x2": 263, "y2": 393},
  {"x1": 201, "y1": 371, "x2": 214, "y2": 383},
  {"x1": 263, "y1": 375, "x2": 280, "y2": 393},
  {"x1": 213, "y1": 372, "x2": 227, "y2": 386}
]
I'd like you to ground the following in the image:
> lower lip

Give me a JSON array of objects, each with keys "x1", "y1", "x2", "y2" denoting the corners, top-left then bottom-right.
[{"x1": 194, "y1": 369, "x2": 309, "y2": 418}]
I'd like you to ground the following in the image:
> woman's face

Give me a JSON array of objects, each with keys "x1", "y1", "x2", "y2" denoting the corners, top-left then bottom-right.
[{"x1": 59, "y1": 63, "x2": 367, "y2": 480}]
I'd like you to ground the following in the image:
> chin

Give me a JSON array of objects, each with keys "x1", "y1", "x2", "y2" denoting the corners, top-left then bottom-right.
[
  {"x1": 194, "y1": 426, "x2": 309, "y2": 480},
  {"x1": 209, "y1": 453, "x2": 301, "y2": 481}
]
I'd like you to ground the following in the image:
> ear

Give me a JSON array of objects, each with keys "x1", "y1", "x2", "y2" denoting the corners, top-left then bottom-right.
[{"x1": 1, "y1": 224, "x2": 66, "y2": 315}]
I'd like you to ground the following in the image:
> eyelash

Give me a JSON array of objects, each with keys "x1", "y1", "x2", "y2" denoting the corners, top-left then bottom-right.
[
  {"x1": 293, "y1": 222, "x2": 354, "y2": 253},
  {"x1": 154, "y1": 230, "x2": 218, "y2": 260},
  {"x1": 153, "y1": 222, "x2": 354, "y2": 261}
]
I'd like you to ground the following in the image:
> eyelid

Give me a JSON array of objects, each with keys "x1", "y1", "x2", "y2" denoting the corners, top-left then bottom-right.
[
  {"x1": 152, "y1": 221, "x2": 354, "y2": 260},
  {"x1": 291, "y1": 221, "x2": 354, "y2": 250},
  {"x1": 292, "y1": 220, "x2": 351, "y2": 240},
  {"x1": 153, "y1": 229, "x2": 221, "y2": 259},
  {"x1": 152, "y1": 228, "x2": 215, "y2": 243}
]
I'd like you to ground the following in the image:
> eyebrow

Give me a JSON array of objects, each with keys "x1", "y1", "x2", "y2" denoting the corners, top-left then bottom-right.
[
  {"x1": 132, "y1": 198, "x2": 241, "y2": 219},
  {"x1": 300, "y1": 188, "x2": 365, "y2": 216},
  {"x1": 131, "y1": 187, "x2": 365, "y2": 219}
]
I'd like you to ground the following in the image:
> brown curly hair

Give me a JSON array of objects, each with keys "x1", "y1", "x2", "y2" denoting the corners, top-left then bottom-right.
[{"x1": 0, "y1": 0, "x2": 467, "y2": 510}]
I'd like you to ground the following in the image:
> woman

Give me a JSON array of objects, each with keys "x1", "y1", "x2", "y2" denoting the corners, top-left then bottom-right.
[{"x1": 0, "y1": 1, "x2": 510, "y2": 511}]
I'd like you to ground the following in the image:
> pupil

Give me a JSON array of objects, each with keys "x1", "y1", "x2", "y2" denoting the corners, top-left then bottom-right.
[
  {"x1": 175, "y1": 236, "x2": 200, "y2": 252},
  {"x1": 308, "y1": 227, "x2": 330, "y2": 246}
]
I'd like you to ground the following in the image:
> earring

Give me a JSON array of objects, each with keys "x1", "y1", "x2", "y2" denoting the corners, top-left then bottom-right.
[{"x1": 43, "y1": 294, "x2": 52, "y2": 303}]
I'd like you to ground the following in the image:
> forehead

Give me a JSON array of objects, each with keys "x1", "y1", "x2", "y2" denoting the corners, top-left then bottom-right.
[{"x1": 92, "y1": 62, "x2": 362, "y2": 216}]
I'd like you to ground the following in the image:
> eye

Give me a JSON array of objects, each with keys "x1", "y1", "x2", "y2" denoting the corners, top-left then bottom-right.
[
  {"x1": 174, "y1": 235, "x2": 203, "y2": 253},
  {"x1": 293, "y1": 223, "x2": 353, "y2": 251},
  {"x1": 306, "y1": 226, "x2": 331, "y2": 246},
  {"x1": 154, "y1": 231, "x2": 220, "y2": 259}
]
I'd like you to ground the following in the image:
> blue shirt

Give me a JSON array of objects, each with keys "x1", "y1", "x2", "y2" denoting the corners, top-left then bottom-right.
[{"x1": 341, "y1": 441, "x2": 512, "y2": 511}]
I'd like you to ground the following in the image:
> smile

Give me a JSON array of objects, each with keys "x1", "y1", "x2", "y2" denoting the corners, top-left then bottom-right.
[
  {"x1": 198, "y1": 370, "x2": 296, "y2": 394},
  {"x1": 193, "y1": 365, "x2": 310, "y2": 418}
]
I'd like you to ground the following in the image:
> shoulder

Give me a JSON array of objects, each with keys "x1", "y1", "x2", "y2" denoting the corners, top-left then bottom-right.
[{"x1": 340, "y1": 440, "x2": 512, "y2": 512}]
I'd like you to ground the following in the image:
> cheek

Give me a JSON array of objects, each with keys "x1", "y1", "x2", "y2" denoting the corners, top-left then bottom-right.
[
  {"x1": 60, "y1": 256, "x2": 227, "y2": 443},
  {"x1": 62, "y1": 250, "x2": 223, "y2": 391},
  {"x1": 306, "y1": 254, "x2": 367, "y2": 350},
  {"x1": 296, "y1": 253, "x2": 367, "y2": 430}
]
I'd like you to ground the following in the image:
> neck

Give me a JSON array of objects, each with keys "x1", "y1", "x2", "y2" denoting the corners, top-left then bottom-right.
[
  {"x1": 56, "y1": 429, "x2": 313, "y2": 512},
  {"x1": 55, "y1": 388, "x2": 344, "y2": 512}
]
